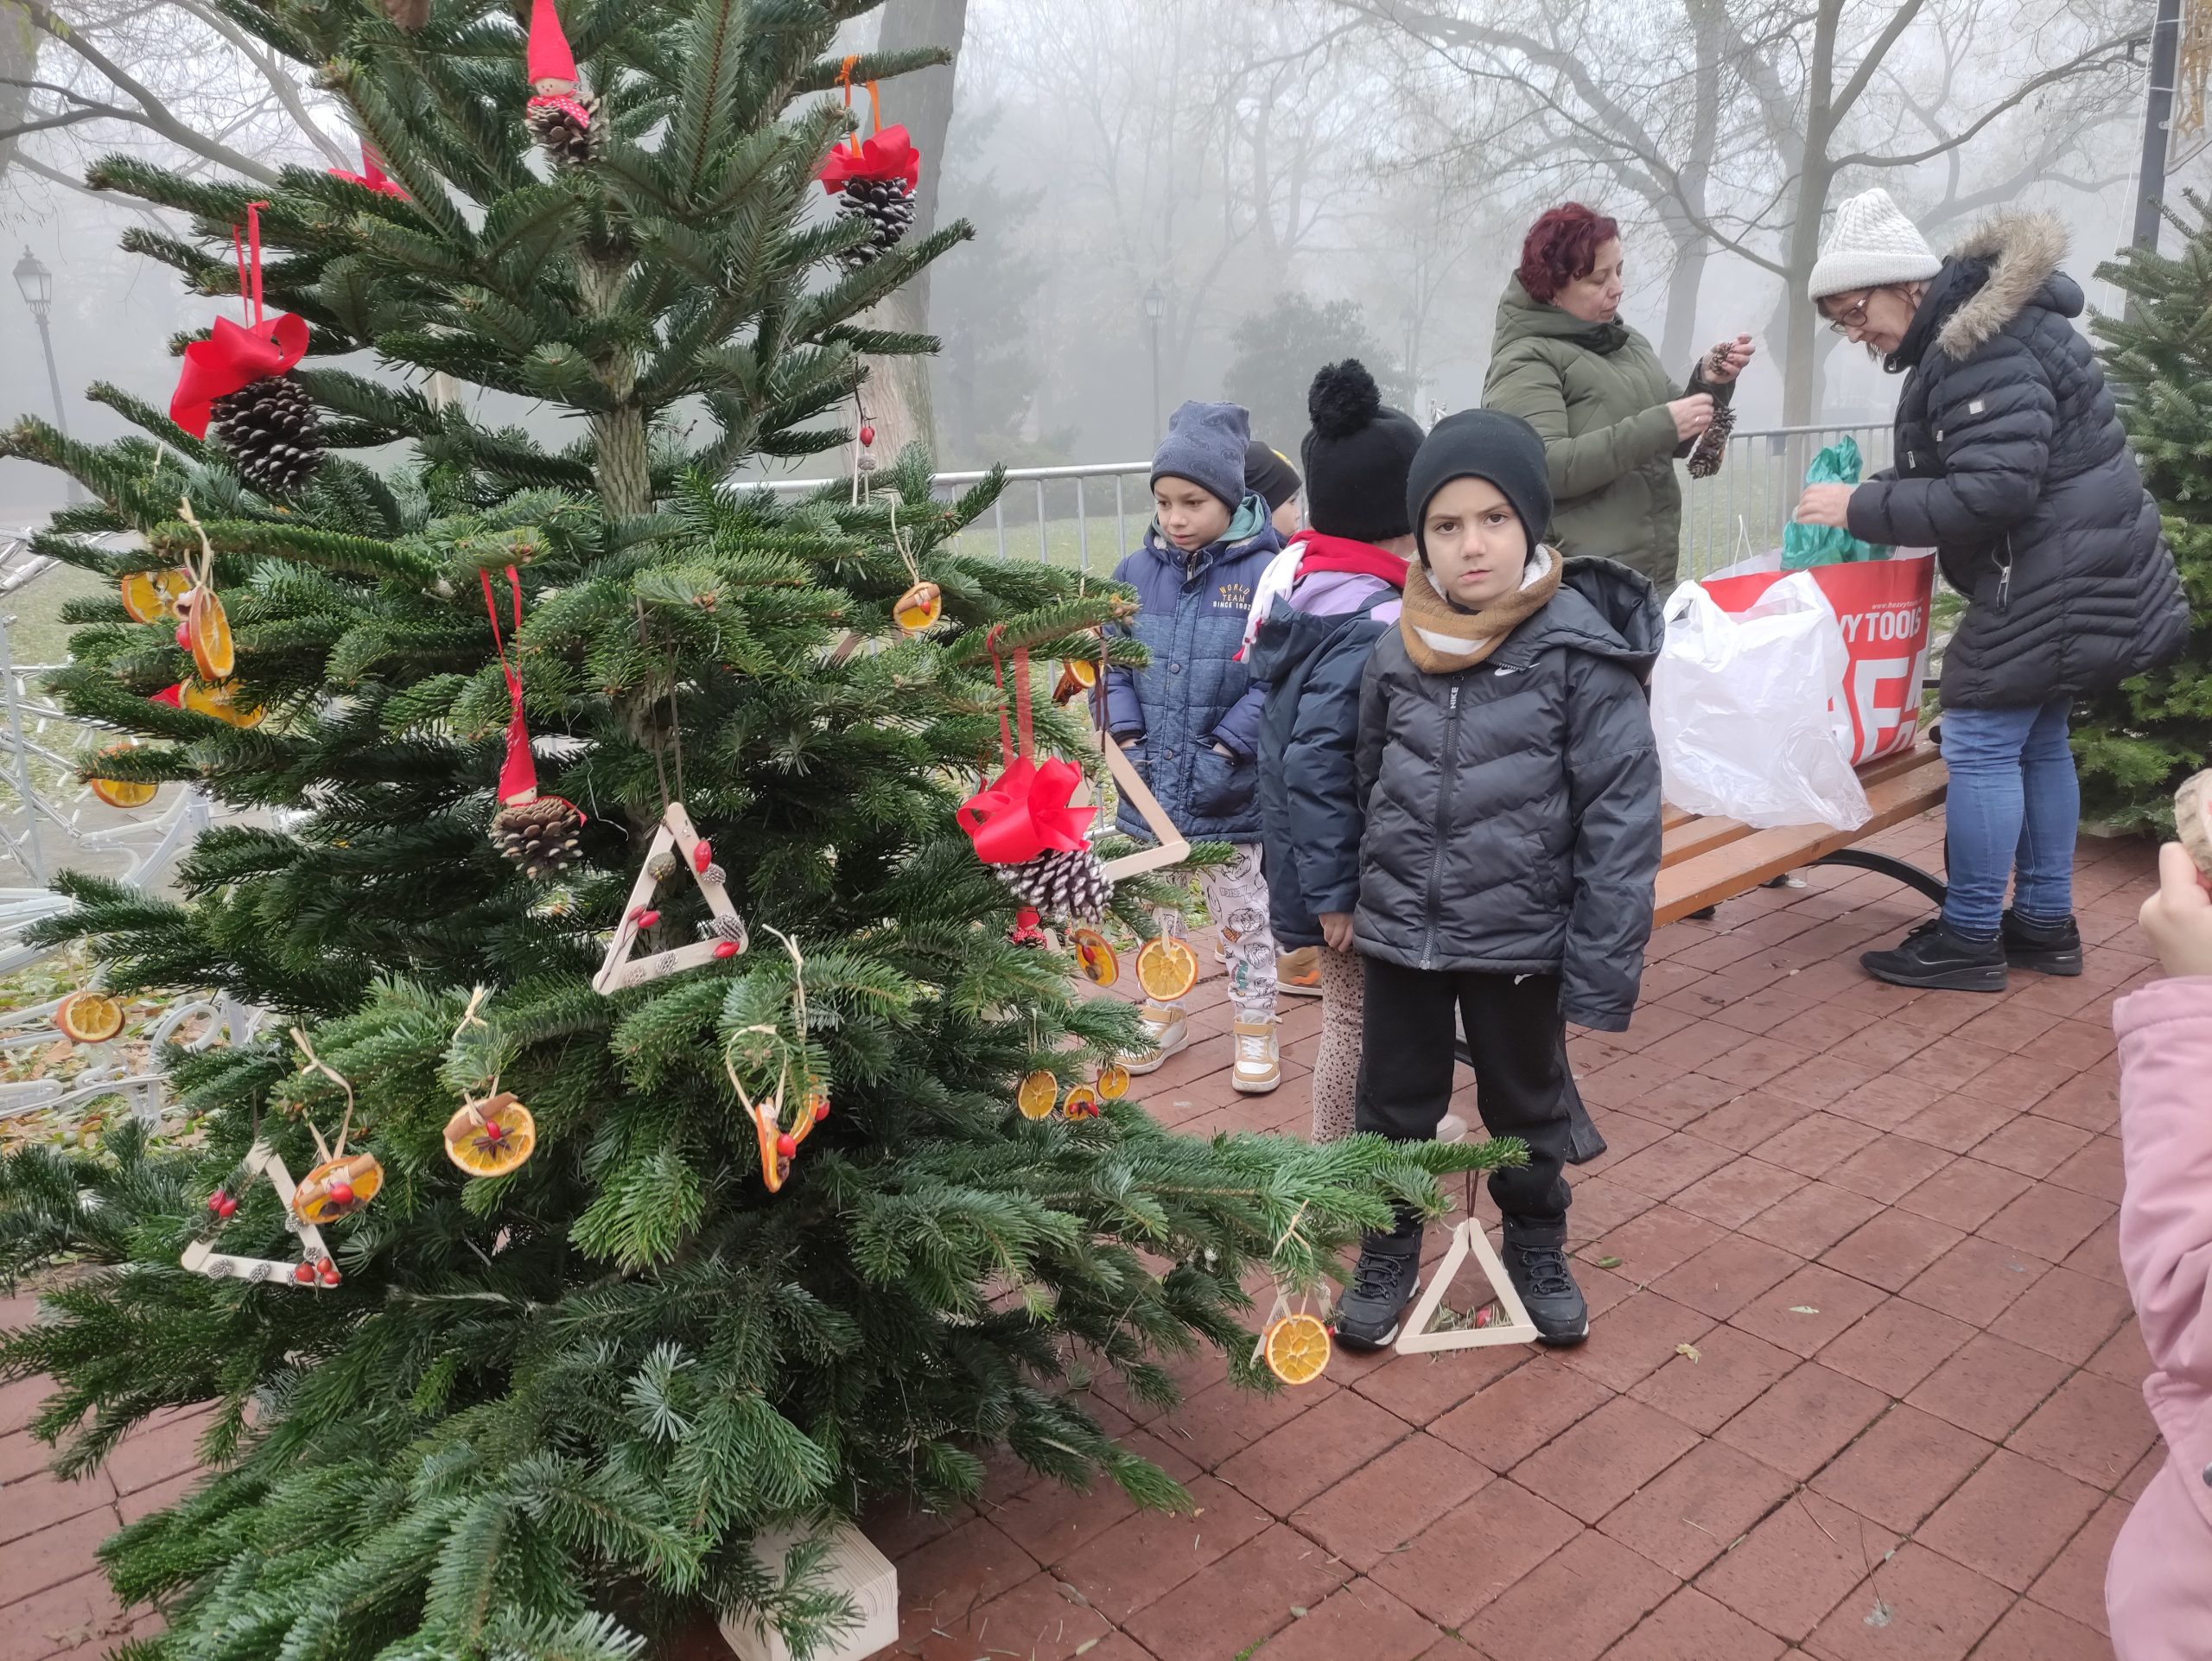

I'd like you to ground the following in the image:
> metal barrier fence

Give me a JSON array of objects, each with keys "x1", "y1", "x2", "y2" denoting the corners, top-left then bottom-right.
[{"x1": 745, "y1": 423, "x2": 1895, "y2": 582}]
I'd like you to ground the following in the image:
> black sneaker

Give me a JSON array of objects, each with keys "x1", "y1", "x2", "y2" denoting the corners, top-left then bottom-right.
[
  {"x1": 1500, "y1": 1219, "x2": 1588, "y2": 1346},
  {"x1": 1335, "y1": 1230, "x2": 1422, "y2": 1351},
  {"x1": 1859, "y1": 919, "x2": 2007, "y2": 993},
  {"x1": 2002, "y1": 909, "x2": 2084, "y2": 977}
]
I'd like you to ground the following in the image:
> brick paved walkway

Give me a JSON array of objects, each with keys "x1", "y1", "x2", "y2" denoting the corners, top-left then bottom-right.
[{"x1": 0, "y1": 811, "x2": 2164, "y2": 1659}]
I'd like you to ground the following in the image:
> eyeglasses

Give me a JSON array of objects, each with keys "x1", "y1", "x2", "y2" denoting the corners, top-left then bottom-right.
[{"x1": 1826, "y1": 292, "x2": 1874, "y2": 334}]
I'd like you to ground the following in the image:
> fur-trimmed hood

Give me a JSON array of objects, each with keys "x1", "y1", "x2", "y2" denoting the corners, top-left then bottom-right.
[{"x1": 1932, "y1": 210, "x2": 2074, "y2": 360}]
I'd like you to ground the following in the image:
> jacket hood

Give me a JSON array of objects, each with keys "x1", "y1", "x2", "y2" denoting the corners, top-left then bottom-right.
[
  {"x1": 1932, "y1": 211, "x2": 2075, "y2": 360},
  {"x1": 1246, "y1": 585, "x2": 1392, "y2": 686},
  {"x1": 1140, "y1": 490, "x2": 1276, "y2": 567},
  {"x1": 1492, "y1": 276, "x2": 1630, "y2": 355},
  {"x1": 1500, "y1": 555, "x2": 1662, "y2": 673}
]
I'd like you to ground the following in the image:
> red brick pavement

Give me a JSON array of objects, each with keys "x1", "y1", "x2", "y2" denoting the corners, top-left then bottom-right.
[{"x1": 0, "y1": 812, "x2": 2168, "y2": 1659}]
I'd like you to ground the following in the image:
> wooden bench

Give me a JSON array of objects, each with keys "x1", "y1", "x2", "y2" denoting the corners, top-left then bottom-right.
[
  {"x1": 1453, "y1": 741, "x2": 1950, "y2": 1163},
  {"x1": 1654, "y1": 742, "x2": 1951, "y2": 925}
]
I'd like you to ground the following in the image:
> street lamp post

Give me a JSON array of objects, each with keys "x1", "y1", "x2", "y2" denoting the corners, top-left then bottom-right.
[
  {"x1": 1142, "y1": 283, "x2": 1165, "y2": 439},
  {"x1": 13, "y1": 248, "x2": 84, "y2": 504}
]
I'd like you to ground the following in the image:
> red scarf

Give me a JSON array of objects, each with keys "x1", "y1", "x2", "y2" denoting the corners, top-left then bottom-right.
[{"x1": 1294, "y1": 531, "x2": 1408, "y2": 589}]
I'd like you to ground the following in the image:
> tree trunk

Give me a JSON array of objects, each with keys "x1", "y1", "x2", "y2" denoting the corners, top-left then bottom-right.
[
  {"x1": 865, "y1": 0, "x2": 969, "y2": 459},
  {"x1": 0, "y1": 3, "x2": 37, "y2": 184},
  {"x1": 1658, "y1": 224, "x2": 1708, "y2": 372}
]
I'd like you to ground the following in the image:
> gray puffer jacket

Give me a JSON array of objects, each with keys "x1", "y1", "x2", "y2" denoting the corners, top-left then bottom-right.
[{"x1": 1353, "y1": 557, "x2": 1663, "y2": 1031}]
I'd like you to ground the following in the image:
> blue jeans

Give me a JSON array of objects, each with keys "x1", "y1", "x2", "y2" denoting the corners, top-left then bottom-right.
[{"x1": 1939, "y1": 697, "x2": 2078, "y2": 936}]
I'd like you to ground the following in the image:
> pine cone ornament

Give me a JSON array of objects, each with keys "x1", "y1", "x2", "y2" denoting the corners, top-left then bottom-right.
[
  {"x1": 995, "y1": 846, "x2": 1112, "y2": 924},
  {"x1": 646, "y1": 851, "x2": 677, "y2": 882},
  {"x1": 209, "y1": 374, "x2": 323, "y2": 495},
  {"x1": 836, "y1": 176, "x2": 915, "y2": 270},
  {"x1": 1686, "y1": 347, "x2": 1737, "y2": 480},
  {"x1": 696, "y1": 913, "x2": 749, "y2": 951},
  {"x1": 490, "y1": 796, "x2": 585, "y2": 879},
  {"x1": 525, "y1": 92, "x2": 601, "y2": 164}
]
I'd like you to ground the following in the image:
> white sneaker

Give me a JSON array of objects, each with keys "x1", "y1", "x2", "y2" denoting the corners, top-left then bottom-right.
[
  {"x1": 1231, "y1": 1017, "x2": 1281, "y2": 1094},
  {"x1": 1124, "y1": 1001, "x2": 1190, "y2": 1075}
]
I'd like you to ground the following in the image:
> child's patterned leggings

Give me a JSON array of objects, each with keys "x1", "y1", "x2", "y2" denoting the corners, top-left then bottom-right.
[
  {"x1": 1311, "y1": 945, "x2": 1363, "y2": 1142},
  {"x1": 1162, "y1": 843, "x2": 1277, "y2": 1023}
]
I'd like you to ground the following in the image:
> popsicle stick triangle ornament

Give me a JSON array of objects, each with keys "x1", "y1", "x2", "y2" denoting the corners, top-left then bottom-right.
[
  {"x1": 1393, "y1": 1220, "x2": 1542, "y2": 1354},
  {"x1": 181, "y1": 1141, "x2": 340, "y2": 1289},
  {"x1": 592, "y1": 801, "x2": 750, "y2": 995}
]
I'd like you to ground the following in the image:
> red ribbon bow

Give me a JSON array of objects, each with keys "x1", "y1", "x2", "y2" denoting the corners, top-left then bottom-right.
[
  {"x1": 168, "y1": 202, "x2": 310, "y2": 440},
  {"x1": 327, "y1": 148, "x2": 410, "y2": 200},
  {"x1": 817, "y1": 124, "x2": 921, "y2": 192},
  {"x1": 482, "y1": 564, "x2": 538, "y2": 805},
  {"x1": 956, "y1": 630, "x2": 1096, "y2": 866}
]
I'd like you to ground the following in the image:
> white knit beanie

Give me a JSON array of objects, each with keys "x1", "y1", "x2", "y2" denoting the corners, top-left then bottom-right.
[{"x1": 1807, "y1": 188, "x2": 1942, "y2": 301}]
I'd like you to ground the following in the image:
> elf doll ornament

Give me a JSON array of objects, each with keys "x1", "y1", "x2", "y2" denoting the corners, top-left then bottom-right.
[
  {"x1": 168, "y1": 203, "x2": 322, "y2": 495},
  {"x1": 523, "y1": 0, "x2": 598, "y2": 165},
  {"x1": 480, "y1": 565, "x2": 586, "y2": 878}
]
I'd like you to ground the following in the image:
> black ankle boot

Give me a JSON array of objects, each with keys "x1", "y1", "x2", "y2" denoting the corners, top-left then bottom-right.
[
  {"x1": 1336, "y1": 1215, "x2": 1422, "y2": 1351},
  {"x1": 2002, "y1": 909, "x2": 2083, "y2": 977},
  {"x1": 1500, "y1": 1218, "x2": 1587, "y2": 1347},
  {"x1": 1860, "y1": 919, "x2": 2007, "y2": 993}
]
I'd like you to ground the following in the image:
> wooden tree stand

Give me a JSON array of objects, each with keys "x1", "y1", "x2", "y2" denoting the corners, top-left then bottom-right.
[
  {"x1": 1394, "y1": 1219, "x2": 1541, "y2": 1354},
  {"x1": 715, "y1": 1519, "x2": 897, "y2": 1661}
]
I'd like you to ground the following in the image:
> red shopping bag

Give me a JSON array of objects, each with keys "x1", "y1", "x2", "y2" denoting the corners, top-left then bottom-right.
[{"x1": 1700, "y1": 550, "x2": 1936, "y2": 765}]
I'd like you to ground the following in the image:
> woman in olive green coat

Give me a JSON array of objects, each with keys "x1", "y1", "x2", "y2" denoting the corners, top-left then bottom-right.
[{"x1": 1484, "y1": 203, "x2": 1754, "y2": 588}]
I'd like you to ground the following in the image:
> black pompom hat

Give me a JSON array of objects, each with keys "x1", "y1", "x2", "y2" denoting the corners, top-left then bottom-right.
[{"x1": 1300, "y1": 360, "x2": 1426, "y2": 543}]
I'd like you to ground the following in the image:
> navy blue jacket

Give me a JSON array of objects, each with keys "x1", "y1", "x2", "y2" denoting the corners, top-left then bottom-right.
[
  {"x1": 1246, "y1": 581, "x2": 1399, "y2": 949},
  {"x1": 1103, "y1": 497, "x2": 1285, "y2": 842}
]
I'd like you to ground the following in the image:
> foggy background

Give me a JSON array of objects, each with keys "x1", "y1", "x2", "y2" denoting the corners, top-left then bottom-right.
[{"x1": 3, "y1": 0, "x2": 2204, "y2": 518}]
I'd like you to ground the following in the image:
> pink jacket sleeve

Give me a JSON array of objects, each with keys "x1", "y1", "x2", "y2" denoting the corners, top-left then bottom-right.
[{"x1": 2114, "y1": 974, "x2": 2212, "y2": 1533}]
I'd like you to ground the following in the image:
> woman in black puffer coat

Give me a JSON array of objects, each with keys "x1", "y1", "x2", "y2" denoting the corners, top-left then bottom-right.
[{"x1": 1798, "y1": 194, "x2": 2189, "y2": 993}]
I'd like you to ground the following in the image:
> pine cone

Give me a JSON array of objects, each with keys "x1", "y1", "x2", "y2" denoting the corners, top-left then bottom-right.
[
  {"x1": 995, "y1": 847, "x2": 1112, "y2": 923},
  {"x1": 490, "y1": 796, "x2": 585, "y2": 879},
  {"x1": 696, "y1": 913, "x2": 749, "y2": 950},
  {"x1": 209, "y1": 374, "x2": 323, "y2": 495},
  {"x1": 524, "y1": 92, "x2": 600, "y2": 165},
  {"x1": 1687, "y1": 398, "x2": 1735, "y2": 480},
  {"x1": 645, "y1": 851, "x2": 677, "y2": 882},
  {"x1": 836, "y1": 176, "x2": 915, "y2": 270}
]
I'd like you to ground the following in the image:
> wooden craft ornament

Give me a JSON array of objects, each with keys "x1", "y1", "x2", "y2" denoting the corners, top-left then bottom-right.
[
  {"x1": 1393, "y1": 1220, "x2": 1542, "y2": 1354},
  {"x1": 180, "y1": 1141, "x2": 340, "y2": 1289},
  {"x1": 2178, "y1": 767, "x2": 2212, "y2": 880},
  {"x1": 592, "y1": 801, "x2": 751, "y2": 994}
]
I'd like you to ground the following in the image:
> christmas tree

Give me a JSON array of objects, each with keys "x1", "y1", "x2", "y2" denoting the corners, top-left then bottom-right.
[
  {"x1": 2082, "y1": 197, "x2": 2212, "y2": 830},
  {"x1": 0, "y1": 1, "x2": 1503, "y2": 1655}
]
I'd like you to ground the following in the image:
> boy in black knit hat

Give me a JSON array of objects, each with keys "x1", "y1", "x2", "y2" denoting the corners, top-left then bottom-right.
[
  {"x1": 1334, "y1": 409, "x2": 1663, "y2": 1348},
  {"x1": 1244, "y1": 361, "x2": 1421, "y2": 1137}
]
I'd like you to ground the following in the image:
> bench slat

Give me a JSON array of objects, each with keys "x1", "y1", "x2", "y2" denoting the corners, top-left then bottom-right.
[{"x1": 1654, "y1": 750, "x2": 1948, "y2": 927}]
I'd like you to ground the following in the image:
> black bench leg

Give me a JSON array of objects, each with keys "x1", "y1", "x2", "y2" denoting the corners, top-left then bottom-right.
[{"x1": 1808, "y1": 846, "x2": 1948, "y2": 907}]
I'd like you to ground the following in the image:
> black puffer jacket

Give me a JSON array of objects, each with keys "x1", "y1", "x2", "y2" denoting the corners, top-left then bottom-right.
[
  {"x1": 1847, "y1": 211, "x2": 2189, "y2": 710},
  {"x1": 1353, "y1": 557, "x2": 1662, "y2": 1031}
]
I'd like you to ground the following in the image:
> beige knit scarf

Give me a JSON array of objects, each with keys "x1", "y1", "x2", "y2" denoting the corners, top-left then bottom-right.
[{"x1": 1398, "y1": 547, "x2": 1563, "y2": 674}]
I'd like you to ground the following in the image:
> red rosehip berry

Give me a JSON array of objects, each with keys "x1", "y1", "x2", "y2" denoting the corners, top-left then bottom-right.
[
  {"x1": 328, "y1": 1182, "x2": 354, "y2": 1206},
  {"x1": 776, "y1": 1132, "x2": 797, "y2": 1158},
  {"x1": 293, "y1": 1261, "x2": 315, "y2": 1283}
]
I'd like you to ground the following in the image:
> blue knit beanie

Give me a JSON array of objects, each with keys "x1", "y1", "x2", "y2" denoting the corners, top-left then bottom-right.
[{"x1": 1151, "y1": 401, "x2": 1251, "y2": 511}]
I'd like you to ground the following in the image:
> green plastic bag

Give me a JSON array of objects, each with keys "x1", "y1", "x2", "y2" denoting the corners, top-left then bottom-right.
[{"x1": 1781, "y1": 436, "x2": 1890, "y2": 569}]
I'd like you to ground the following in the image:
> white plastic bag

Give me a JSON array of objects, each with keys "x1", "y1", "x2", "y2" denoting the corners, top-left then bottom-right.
[{"x1": 1651, "y1": 573, "x2": 1872, "y2": 830}]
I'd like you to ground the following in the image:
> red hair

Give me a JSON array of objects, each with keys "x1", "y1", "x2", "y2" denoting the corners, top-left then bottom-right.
[{"x1": 1517, "y1": 203, "x2": 1622, "y2": 303}]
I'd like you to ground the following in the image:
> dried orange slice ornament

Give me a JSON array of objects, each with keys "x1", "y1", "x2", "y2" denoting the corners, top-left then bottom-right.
[
  {"x1": 54, "y1": 990, "x2": 124, "y2": 1045},
  {"x1": 1016, "y1": 1069, "x2": 1059, "y2": 1121},
  {"x1": 1263, "y1": 1313, "x2": 1332, "y2": 1385},
  {"x1": 1070, "y1": 927, "x2": 1119, "y2": 987},
  {"x1": 1096, "y1": 1061, "x2": 1130, "y2": 1100},
  {"x1": 187, "y1": 589, "x2": 235, "y2": 681},
  {"x1": 182, "y1": 680, "x2": 264, "y2": 729},
  {"x1": 893, "y1": 580, "x2": 941, "y2": 633},
  {"x1": 120, "y1": 569, "x2": 190, "y2": 622},
  {"x1": 87, "y1": 745, "x2": 157, "y2": 810},
  {"x1": 1059, "y1": 1084, "x2": 1102, "y2": 1120},
  {"x1": 442, "y1": 1091, "x2": 537, "y2": 1177},
  {"x1": 2179, "y1": 767, "x2": 2212, "y2": 881},
  {"x1": 294, "y1": 1151, "x2": 382, "y2": 1225},
  {"x1": 1052, "y1": 659, "x2": 1099, "y2": 704},
  {"x1": 1135, "y1": 936, "x2": 1198, "y2": 1002}
]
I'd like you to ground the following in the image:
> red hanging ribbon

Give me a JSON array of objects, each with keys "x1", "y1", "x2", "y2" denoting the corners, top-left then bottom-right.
[
  {"x1": 957, "y1": 628, "x2": 1094, "y2": 865},
  {"x1": 328, "y1": 144, "x2": 410, "y2": 200},
  {"x1": 171, "y1": 201, "x2": 308, "y2": 439},
  {"x1": 481, "y1": 564, "x2": 538, "y2": 806}
]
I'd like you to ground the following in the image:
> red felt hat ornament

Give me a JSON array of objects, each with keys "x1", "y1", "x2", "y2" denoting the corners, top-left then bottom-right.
[
  {"x1": 168, "y1": 203, "x2": 309, "y2": 441},
  {"x1": 956, "y1": 628, "x2": 1096, "y2": 866},
  {"x1": 816, "y1": 59, "x2": 921, "y2": 192}
]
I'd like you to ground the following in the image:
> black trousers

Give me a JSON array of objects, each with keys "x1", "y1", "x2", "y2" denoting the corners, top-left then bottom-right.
[{"x1": 1355, "y1": 956, "x2": 1574, "y2": 1240}]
